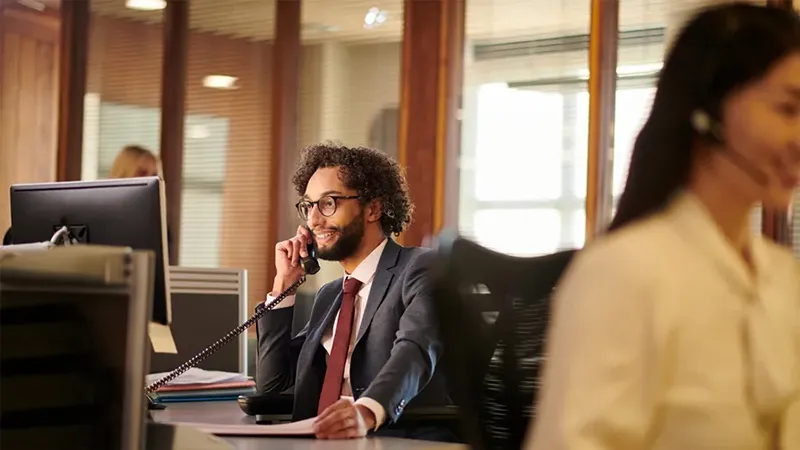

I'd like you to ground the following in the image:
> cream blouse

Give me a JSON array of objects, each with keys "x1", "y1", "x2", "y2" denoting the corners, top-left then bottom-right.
[{"x1": 526, "y1": 193, "x2": 800, "y2": 450}]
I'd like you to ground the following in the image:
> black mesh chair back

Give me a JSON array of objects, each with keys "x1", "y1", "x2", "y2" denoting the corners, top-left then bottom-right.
[{"x1": 431, "y1": 231, "x2": 576, "y2": 450}]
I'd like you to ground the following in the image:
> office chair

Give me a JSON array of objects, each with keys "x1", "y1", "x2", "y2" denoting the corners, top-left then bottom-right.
[{"x1": 431, "y1": 231, "x2": 576, "y2": 450}]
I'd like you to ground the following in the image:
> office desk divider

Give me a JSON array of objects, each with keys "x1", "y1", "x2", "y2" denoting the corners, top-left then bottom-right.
[
  {"x1": 0, "y1": 246, "x2": 153, "y2": 450},
  {"x1": 149, "y1": 267, "x2": 249, "y2": 377}
]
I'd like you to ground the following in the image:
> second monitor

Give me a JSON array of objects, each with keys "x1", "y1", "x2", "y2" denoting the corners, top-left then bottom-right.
[{"x1": 9, "y1": 176, "x2": 172, "y2": 325}]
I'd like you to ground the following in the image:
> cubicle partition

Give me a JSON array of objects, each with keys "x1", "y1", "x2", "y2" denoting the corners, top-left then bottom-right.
[
  {"x1": 149, "y1": 267, "x2": 248, "y2": 376},
  {"x1": 0, "y1": 247, "x2": 153, "y2": 450}
]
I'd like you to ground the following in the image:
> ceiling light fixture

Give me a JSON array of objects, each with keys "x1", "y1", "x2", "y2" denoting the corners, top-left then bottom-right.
[
  {"x1": 363, "y1": 7, "x2": 388, "y2": 29},
  {"x1": 203, "y1": 75, "x2": 239, "y2": 90},
  {"x1": 125, "y1": 0, "x2": 166, "y2": 11}
]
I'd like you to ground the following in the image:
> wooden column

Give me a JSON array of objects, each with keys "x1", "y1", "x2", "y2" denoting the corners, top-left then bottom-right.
[
  {"x1": 398, "y1": 0, "x2": 465, "y2": 247},
  {"x1": 585, "y1": 0, "x2": 618, "y2": 242},
  {"x1": 1, "y1": 3, "x2": 60, "y2": 233},
  {"x1": 266, "y1": 0, "x2": 301, "y2": 284},
  {"x1": 159, "y1": 0, "x2": 188, "y2": 265},
  {"x1": 56, "y1": 0, "x2": 89, "y2": 182},
  {"x1": 763, "y1": 0, "x2": 794, "y2": 247}
]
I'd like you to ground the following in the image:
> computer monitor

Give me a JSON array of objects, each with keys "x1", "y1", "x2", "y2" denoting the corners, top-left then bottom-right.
[{"x1": 9, "y1": 177, "x2": 172, "y2": 325}]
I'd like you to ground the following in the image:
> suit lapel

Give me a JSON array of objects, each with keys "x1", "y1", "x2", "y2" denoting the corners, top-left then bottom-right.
[
  {"x1": 666, "y1": 193, "x2": 759, "y2": 294},
  {"x1": 354, "y1": 240, "x2": 401, "y2": 346}
]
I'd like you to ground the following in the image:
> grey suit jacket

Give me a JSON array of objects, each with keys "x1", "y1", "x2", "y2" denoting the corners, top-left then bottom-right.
[{"x1": 255, "y1": 239, "x2": 450, "y2": 423}]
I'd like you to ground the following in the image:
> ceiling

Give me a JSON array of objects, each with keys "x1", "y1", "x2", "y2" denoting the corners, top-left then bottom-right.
[{"x1": 23, "y1": 0, "x2": 800, "y2": 44}]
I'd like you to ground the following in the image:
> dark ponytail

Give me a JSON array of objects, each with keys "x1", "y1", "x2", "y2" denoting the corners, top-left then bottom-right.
[{"x1": 608, "y1": 3, "x2": 800, "y2": 232}]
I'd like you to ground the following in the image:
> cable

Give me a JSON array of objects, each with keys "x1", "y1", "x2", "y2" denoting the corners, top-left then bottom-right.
[{"x1": 144, "y1": 275, "x2": 307, "y2": 394}]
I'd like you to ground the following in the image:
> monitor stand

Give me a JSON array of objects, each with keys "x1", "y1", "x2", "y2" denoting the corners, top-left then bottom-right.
[{"x1": 147, "y1": 395, "x2": 167, "y2": 410}]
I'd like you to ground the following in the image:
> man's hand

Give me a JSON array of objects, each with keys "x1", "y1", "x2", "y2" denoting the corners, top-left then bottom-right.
[
  {"x1": 272, "y1": 225, "x2": 313, "y2": 293},
  {"x1": 313, "y1": 399, "x2": 376, "y2": 439}
]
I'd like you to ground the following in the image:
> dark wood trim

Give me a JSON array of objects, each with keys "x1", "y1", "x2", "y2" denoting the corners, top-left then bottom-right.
[
  {"x1": 585, "y1": 0, "x2": 618, "y2": 242},
  {"x1": 441, "y1": 0, "x2": 465, "y2": 231},
  {"x1": 766, "y1": 0, "x2": 793, "y2": 9},
  {"x1": 159, "y1": 0, "x2": 189, "y2": 265},
  {"x1": 56, "y1": 0, "x2": 89, "y2": 182},
  {"x1": 762, "y1": 0, "x2": 794, "y2": 247},
  {"x1": 398, "y1": 0, "x2": 465, "y2": 247},
  {"x1": 267, "y1": 0, "x2": 301, "y2": 286}
]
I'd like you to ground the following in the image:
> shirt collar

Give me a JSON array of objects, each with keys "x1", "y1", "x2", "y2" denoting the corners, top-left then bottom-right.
[
  {"x1": 344, "y1": 238, "x2": 388, "y2": 286},
  {"x1": 664, "y1": 191, "x2": 772, "y2": 290}
]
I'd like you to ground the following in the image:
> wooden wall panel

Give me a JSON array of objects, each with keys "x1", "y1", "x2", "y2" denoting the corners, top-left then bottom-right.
[
  {"x1": 398, "y1": 0, "x2": 464, "y2": 247},
  {"x1": 0, "y1": 6, "x2": 60, "y2": 233},
  {"x1": 56, "y1": 0, "x2": 88, "y2": 182},
  {"x1": 159, "y1": 0, "x2": 189, "y2": 265},
  {"x1": 266, "y1": 0, "x2": 301, "y2": 290}
]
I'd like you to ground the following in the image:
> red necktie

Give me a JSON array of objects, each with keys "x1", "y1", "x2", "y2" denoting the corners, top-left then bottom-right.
[{"x1": 318, "y1": 277, "x2": 363, "y2": 414}]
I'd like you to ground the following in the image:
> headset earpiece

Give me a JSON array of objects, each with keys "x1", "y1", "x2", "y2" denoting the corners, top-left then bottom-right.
[
  {"x1": 690, "y1": 109, "x2": 712, "y2": 133},
  {"x1": 690, "y1": 108, "x2": 724, "y2": 144}
]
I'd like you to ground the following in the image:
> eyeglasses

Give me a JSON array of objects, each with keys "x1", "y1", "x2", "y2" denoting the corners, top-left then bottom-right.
[{"x1": 295, "y1": 195, "x2": 360, "y2": 221}]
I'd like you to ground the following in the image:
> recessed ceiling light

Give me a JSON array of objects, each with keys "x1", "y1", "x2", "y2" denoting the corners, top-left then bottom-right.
[
  {"x1": 125, "y1": 0, "x2": 166, "y2": 11},
  {"x1": 364, "y1": 7, "x2": 388, "y2": 29},
  {"x1": 203, "y1": 75, "x2": 239, "y2": 90}
]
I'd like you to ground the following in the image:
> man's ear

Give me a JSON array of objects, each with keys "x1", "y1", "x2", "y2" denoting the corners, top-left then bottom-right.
[{"x1": 366, "y1": 199, "x2": 382, "y2": 223}]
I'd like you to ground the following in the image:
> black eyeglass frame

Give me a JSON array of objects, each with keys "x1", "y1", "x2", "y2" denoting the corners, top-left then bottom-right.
[{"x1": 295, "y1": 195, "x2": 361, "y2": 220}]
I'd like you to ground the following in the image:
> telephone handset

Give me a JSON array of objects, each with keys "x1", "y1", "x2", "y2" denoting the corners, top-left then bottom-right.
[
  {"x1": 299, "y1": 231, "x2": 320, "y2": 275},
  {"x1": 144, "y1": 236, "x2": 319, "y2": 407}
]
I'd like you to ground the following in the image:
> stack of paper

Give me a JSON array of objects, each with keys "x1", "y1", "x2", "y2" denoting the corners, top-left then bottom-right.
[
  {"x1": 147, "y1": 368, "x2": 256, "y2": 403},
  {"x1": 177, "y1": 418, "x2": 317, "y2": 436}
]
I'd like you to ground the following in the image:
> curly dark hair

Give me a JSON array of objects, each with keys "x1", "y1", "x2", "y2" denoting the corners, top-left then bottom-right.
[{"x1": 291, "y1": 142, "x2": 414, "y2": 236}]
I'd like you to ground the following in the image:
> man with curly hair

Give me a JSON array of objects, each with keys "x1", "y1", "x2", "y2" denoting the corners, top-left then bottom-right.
[{"x1": 255, "y1": 142, "x2": 451, "y2": 441}]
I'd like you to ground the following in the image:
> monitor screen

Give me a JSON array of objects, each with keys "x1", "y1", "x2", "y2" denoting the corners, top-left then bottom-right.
[{"x1": 9, "y1": 177, "x2": 171, "y2": 325}]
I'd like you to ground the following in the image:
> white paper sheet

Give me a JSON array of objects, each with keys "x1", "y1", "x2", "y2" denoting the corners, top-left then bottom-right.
[
  {"x1": 177, "y1": 417, "x2": 317, "y2": 436},
  {"x1": 145, "y1": 367, "x2": 249, "y2": 386}
]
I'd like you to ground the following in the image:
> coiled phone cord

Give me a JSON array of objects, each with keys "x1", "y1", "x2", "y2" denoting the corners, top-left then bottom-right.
[{"x1": 144, "y1": 275, "x2": 307, "y2": 395}]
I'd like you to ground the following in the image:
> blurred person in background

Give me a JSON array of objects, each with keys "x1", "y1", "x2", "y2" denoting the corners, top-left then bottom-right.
[
  {"x1": 109, "y1": 144, "x2": 160, "y2": 179},
  {"x1": 527, "y1": 3, "x2": 799, "y2": 450}
]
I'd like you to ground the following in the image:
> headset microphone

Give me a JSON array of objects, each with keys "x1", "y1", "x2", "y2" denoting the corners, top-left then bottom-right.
[{"x1": 690, "y1": 109, "x2": 770, "y2": 186}]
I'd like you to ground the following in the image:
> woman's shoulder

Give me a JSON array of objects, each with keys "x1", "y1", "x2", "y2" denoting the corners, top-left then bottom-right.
[{"x1": 576, "y1": 216, "x2": 673, "y2": 270}]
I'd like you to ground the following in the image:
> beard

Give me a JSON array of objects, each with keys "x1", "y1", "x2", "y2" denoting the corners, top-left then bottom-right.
[{"x1": 315, "y1": 209, "x2": 365, "y2": 261}]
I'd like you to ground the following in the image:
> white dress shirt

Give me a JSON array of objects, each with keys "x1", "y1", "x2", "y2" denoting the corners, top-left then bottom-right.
[
  {"x1": 526, "y1": 192, "x2": 800, "y2": 450},
  {"x1": 267, "y1": 239, "x2": 389, "y2": 427}
]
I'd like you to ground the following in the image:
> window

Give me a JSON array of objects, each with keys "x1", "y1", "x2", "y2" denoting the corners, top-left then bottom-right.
[
  {"x1": 81, "y1": 97, "x2": 229, "y2": 268},
  {"x1": 462, "y1": 83, "x2": 581, "y2": 256},
  {"x1": 461, "y1": 74, "x2": 657, "y2": 256}
]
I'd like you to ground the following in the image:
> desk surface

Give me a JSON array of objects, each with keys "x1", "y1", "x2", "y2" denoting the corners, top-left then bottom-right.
[{"x1": 150, "y1": 401, "x2": 467, "y2": 450}]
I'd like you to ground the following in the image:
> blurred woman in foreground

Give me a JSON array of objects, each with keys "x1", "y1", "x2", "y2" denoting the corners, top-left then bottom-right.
[{"x1": 528, "y1": 4, "x2": 799, "y2": 449}]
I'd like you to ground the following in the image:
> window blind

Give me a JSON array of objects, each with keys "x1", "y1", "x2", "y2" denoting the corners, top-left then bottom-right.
[
  {"x1": 87, "y1": 101, "x2": 228, "y2": 269},
  {"x1": 83, "y1": 10, "x2": 233, "y2": 271},
  {"x1": 183, "y1": 0, "x2": 273, "y2": 313}
]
